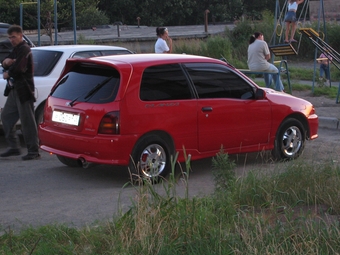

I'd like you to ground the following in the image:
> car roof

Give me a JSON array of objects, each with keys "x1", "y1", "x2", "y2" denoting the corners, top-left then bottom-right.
[
  {"x1": 77, "y1": 53, "x2": 221, "y2": 66},
  {"x1": 0, "y1": 23, "x2": 10, "y2": 28},
  {"x1": 31, "y1": 45, "x2": 131, "y2": 52}
]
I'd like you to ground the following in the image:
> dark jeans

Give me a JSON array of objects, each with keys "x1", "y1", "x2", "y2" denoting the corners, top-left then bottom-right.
[
  {"x1": 320, "y1": 64, "x2": 330, "y2": 80},
  {"x1": 1, "y1": 89, "x2": 39, "y2": 154}
]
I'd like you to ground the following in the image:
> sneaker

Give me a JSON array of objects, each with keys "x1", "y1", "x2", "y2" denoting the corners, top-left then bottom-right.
[
  {"x1": 0, "y1": 148, "x2": 21, "y2": 157},
  {"x1": 22, "y1": 153, "x2": 41, "y2": 160}
]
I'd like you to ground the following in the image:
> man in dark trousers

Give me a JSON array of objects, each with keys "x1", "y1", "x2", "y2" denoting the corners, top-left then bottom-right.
[{"x1": 1, "y1": 25, "x2": 40, "y2": 160}]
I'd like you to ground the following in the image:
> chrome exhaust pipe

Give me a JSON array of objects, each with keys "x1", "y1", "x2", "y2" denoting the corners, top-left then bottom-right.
[{"x1": 78, "y1": 157, "x2": 91, "y2": 169}]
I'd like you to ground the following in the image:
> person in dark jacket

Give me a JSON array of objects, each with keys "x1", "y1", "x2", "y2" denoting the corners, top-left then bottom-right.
[{"x1": 1, "y1": 25, "x2": 40, "y2": 160}]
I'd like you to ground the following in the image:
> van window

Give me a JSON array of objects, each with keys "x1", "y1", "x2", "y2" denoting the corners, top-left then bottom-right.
[{"x1": 32, "y1": 50, "x2": 63, "y2": 76}]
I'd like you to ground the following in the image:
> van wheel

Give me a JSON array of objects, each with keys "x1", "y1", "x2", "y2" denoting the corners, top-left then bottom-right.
[
  {"x1": 129, "y1": 135, "x2": 172, "y2": 183},
  {"x1": 35, "y1": 102, "x2": 45, "y2": 125},
  {"x1": 57, "y1": 155, "x2": 81, "y2": 167},
  {"x1": 272, "y1": 118, "x2": 306, "y2": 160}
]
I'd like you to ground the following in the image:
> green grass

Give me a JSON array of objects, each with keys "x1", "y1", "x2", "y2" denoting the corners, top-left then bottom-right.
[{"x1": 1, "y1": 151, "x2": 340, "y2": 254}]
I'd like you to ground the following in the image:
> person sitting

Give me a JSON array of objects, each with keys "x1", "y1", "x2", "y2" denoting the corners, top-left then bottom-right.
[{"x1": 247, "y1": 32, "x2": 284, "y2": 92}]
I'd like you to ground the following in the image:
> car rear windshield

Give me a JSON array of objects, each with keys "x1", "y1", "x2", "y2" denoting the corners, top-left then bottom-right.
[
  {"x1": 32, "y1": 50, "x2": 63, "y2": 76},
  {"x1": 51, "y1": 63, "x2": 120, "y2": 104}
]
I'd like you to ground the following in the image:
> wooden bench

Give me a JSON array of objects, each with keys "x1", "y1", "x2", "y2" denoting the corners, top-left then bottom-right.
[{"x1": 238, "y1": 60, "x2": 292, "y2": 94}]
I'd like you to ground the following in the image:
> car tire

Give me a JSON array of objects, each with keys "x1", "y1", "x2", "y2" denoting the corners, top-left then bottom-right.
[
  {"x1": 272, "y1": 118, "x2": 306, "y2": 160},
  {"x1": 129, "y1": 135, "x2": 173, "y2": 183},
  {"x1": 57, "y1": 155, "x2": 81, "y2": 167}
]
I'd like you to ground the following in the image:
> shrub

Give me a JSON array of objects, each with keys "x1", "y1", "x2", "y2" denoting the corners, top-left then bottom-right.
[{"x1": 76, "y1": 7, "x2": 109, "y2": 29}]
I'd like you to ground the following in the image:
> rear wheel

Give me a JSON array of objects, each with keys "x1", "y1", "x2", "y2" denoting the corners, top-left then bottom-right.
[
  {"x1": 57, "y1": 155, "x2": 81, "y2": 167},
  {"x1": 35, "y1": 102, "x2": 45, "y2": 126},
  {"x1": 272, "y1": 118, "x2": 306, "y2": 160},
  {"x1": 129, "y1": 135, "x2": 173, "y2": 183}
]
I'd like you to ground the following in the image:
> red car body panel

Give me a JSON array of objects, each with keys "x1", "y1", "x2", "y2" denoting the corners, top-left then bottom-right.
[{"x1": 39, "y1": 54, "x2": 318, "y2": 166}]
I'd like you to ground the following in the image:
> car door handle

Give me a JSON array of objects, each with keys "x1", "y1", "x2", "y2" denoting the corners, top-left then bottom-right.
[{"x1": 201, "y1": 107, "x2": 213, "y2": 112}]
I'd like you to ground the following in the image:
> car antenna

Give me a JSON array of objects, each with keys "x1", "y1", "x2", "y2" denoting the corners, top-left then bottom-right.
[{"x1": 220, "y1": 55, "x2": 235, "y2": 68}]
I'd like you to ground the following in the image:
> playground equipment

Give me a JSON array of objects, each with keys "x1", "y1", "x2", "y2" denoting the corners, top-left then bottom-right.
[
  {"x1": 270, "y1": 0, "x2": 340, "y2": 103},
  {"x1": 269, "y1": 0, "x2": 310, "y2": 56},
  {"x1": 300, "y1": 27, "x2": 340, "y2": 103}
]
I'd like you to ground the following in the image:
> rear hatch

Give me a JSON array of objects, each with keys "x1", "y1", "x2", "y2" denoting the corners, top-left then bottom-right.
[{"x1": 42, "y1": 61, "x2": 122, "y2": 135}]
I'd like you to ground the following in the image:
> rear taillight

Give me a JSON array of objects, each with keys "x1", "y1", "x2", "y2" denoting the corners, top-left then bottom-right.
[{"x1": 98, "y1": 112, "x2": 120, "y2": 134}]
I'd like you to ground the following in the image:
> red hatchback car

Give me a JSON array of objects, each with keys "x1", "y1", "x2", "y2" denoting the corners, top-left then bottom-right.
[{"x1": 39, "y1": 54, "x2": 318, "y2": 181}]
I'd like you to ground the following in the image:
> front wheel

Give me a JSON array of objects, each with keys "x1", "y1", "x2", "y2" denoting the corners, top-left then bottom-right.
[
  {"x1": 129, "y1": 135, "x2": 173, "y2": 182},
  {"x1": 272, "y1": 118, "x2": 306, "y2": 160}
]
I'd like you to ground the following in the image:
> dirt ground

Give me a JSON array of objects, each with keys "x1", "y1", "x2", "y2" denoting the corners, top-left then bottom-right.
[{"x1": 293, "y1": 89, "x2": 340, "y2": 119}]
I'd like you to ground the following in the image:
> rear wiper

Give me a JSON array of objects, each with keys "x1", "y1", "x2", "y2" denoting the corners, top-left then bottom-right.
[{"x1": 69, "y1": 76, "x2": 113, "y2": 107}]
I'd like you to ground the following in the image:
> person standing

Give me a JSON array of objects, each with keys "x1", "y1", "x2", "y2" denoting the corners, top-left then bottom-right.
[
  {"x1": 284, "y1": 0, "x2": 304, "y2": 43},
  {"x1": 318, "y1": 51, "x2": 332, "y2": 86},
  {"x1": 1, "y1": 25, "x2": 40, "y2": 160},
  {"x1": 155, "y1": 27, "x2": 172, "y2": 53},
  {"x1": 247, "y1": 32, "x2": 284, "y2": 92}
]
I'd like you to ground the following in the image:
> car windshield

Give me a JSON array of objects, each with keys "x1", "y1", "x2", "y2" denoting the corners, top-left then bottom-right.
[
  {"x1": 51, "y1": 63, "x2": 120, "y2": 104},
  {"x1": 32, "y1": 50, "x2": 63, "y2": 76}
]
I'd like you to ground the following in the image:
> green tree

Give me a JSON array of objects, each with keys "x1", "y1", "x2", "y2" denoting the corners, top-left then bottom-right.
[
  {"x1": 0, "y1": 0, "x2": 21, "y2": 24},
  {"x1": 97, "y1": 0, "x2": 138, "y2": 25},
  {"x1": 242, "y1": 0, "x2": 277, "y2": 20},
  {"x1": 77, "y1": 6, "x2": 109, "y2": 29},
  {"x1": 0, "y1": 0, "x2": 102, "y2": 30}
]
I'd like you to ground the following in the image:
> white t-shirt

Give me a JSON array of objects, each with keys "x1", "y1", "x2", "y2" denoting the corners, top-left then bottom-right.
[
  {"x1": 288, "y1": 2, "x2": 298, "y2": 11},
  {"x1": 155, "y1": 38, "x2": 169, "y2": 53},
  {"x1": 247, "y1": 39, "x2": 270, "y2": 71}
]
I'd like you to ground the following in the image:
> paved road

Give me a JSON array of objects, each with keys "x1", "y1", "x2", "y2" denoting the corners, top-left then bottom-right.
[
  {"x1": 26, "y1": 24, "x2": 232, "y2": 53},
  {"x1": 0, "y1": 133, "x2": 215, "y2": 234},
  {"x1": 1, "y1": 127, "x2": 339, "y2": 234},
  {"x1": 26, "y1": 24, "x2": 232, "y2": 44}
]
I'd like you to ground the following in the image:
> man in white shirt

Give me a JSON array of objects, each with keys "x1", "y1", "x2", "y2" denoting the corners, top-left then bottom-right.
[{"x1": 155, "y1": 27, "x2": 172, "y2": 53}]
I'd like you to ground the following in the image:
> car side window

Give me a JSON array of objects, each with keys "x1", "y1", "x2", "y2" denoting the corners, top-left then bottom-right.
[
  {"x1": 72, "y1": 51, "x2": 102, "y2": 58},
  {"x1": 140, "y1": 64, "x2": 193, "y2": 101},
  {"x1": 184, "y1": 63, "x2": 255, "y2": 100}
]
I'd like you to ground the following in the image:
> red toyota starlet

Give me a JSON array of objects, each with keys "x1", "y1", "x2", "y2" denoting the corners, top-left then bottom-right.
[{"x1": 39, "y1": 54, "x2": 318, "y2": 181}]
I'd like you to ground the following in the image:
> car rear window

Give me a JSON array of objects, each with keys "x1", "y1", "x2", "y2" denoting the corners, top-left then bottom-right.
[
  {"x1": 32, "y1": 50, "x2": 63, "y2": 76},
  {"x1": 101, "y1": 50, "x2": 132, "y2": 55},
  {"x1": 72, "y1": 49, "x2": 132, "y2": 59},
  {"x1": 51, "y1": 63, "x2": 120, "y2": 104},
  {"x1": 140, "y1": 64, "x2": 193, "y2": 101}
]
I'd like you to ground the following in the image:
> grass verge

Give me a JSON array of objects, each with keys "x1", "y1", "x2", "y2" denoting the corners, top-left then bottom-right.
[{"x1": 1, "y1": 150, "x2": 340, "y2": 254}]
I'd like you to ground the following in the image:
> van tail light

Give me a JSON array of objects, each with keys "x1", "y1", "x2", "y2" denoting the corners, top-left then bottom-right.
[{"x1": 98, "y1": 111, "x2": 120, "y2": 134}]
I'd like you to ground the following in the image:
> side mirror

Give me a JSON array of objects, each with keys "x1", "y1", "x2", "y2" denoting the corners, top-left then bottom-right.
[{"x1": 255, "y1": 88, "x2": 265, "y2": 100}]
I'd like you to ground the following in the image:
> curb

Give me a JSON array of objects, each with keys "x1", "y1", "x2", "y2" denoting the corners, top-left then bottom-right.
[{"x1": 318, "y1": 116, "x2": 339, "y2": 129}]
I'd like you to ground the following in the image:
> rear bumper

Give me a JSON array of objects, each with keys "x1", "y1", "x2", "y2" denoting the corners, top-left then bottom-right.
[{"x1": 39, "y1": 127, "x2": 137, "y2": 166}]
